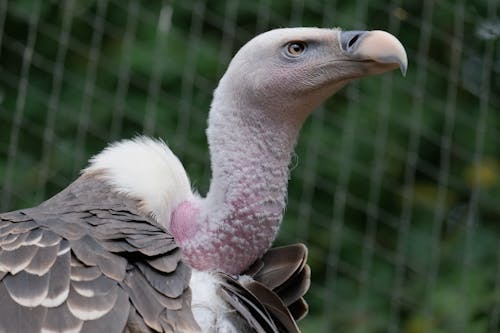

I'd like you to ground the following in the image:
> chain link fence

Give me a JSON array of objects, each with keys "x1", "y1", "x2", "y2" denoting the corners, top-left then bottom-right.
[{"x1": 1, "y1": 0, "x2": 499, "y2": 332}]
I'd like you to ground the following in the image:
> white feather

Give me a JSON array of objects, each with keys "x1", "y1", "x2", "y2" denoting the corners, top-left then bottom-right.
[
  {"x1": 84, "y1": 137, "x2": 193, "y2": 227},
  {"x1": 190, "y1": 270, "x2": 227, "y2": 331},
  {"x1": 190, "y1": 270, "x2": 251, "y2": 332}
]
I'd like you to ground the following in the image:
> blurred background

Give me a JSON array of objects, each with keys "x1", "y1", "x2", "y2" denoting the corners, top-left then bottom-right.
[{"x1": 1, "y1": 0, "x2": 499, "y2": 332}]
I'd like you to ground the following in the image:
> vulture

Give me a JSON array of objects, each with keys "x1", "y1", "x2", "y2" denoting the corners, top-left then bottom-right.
[{"x1": 0, "y1": 28, "x2": 407, "y2": 332}]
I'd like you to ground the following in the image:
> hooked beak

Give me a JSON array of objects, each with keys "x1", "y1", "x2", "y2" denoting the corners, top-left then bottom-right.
[{"x1": 339, "y1": 30, "x2": 408, "y2": 76}]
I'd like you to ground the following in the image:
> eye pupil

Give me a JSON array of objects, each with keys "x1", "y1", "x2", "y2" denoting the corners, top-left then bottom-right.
[{"x1": 287, "y1": 42, "x2": 306, "y2": 56}]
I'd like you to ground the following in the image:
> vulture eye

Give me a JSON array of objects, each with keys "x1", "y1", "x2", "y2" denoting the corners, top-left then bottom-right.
[{"x1": 285, "y1": 42, "x2": 307, "y2": 57}]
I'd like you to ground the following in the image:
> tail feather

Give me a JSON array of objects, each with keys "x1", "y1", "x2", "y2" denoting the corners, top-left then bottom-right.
[
  {"x1": 287, "y1": 298, "x2": 309, "y2": 322},
  {"x1": 275, "y1": 265, "x2": 311, "y2": 307},
  {"x1": 251, "y1": 244, "x2": 307, "y2": 290},
  {"x1": 218, "y1": 277, "x2": 280, "y2": 333},
  {"x1": 251, "y1": 243, "x2": 310, "y2": 321},
  {"x1": 217, "y1": 243, "x2": 310, "y2": 332}
]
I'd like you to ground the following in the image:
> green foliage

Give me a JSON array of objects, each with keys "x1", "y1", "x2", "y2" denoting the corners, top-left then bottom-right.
[{"x1": 1, "y1": 1, "x2": 499, "y2": 332}]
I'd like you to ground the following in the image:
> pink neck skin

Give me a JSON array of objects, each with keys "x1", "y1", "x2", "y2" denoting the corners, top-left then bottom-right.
[{"x1": 169, "y1": 102, "x2": 302, "y2": 274}]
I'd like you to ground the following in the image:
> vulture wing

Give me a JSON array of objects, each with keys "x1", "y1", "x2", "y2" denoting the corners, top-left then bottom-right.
[
  {"x1": 0, "y1": 172, "x2": 310, "y2": 333},
  {"x1": 0, "y1": 174, "x2": 199, "y2": 333}
]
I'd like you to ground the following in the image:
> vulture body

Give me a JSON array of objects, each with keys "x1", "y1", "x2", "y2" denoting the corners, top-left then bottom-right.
[{"x1": 0, "y1": 28, "x2": 407, "y2": 332}]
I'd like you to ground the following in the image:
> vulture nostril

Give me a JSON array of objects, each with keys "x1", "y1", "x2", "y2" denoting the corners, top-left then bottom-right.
[
  {"x1": 348, "y1": 34, "x2": 361, "y2": 48},
  {"x1": 340, "y1": 30, "x2": 367, "y2": 52}
]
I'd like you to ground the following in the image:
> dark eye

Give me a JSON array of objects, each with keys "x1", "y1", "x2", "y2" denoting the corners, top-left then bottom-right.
[{"x1": 286, "y1": 42, "x2": 307, "y2": 57}]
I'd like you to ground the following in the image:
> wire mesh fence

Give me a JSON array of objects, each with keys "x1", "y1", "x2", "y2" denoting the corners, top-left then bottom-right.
[{"x1": 1, "y1": 0, "x2": 499, "y2": 332}]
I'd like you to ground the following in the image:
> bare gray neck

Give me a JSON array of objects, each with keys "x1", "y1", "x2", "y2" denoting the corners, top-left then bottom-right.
[
  {"x1": 205, "y1": 101, "x2": 300, "y2": 221},
  {"x1": 178, "y1": 96, "x2": 302, "y2": 273}
]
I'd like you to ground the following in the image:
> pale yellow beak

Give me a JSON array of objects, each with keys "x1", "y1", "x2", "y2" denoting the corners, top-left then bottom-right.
[{"x1": 340, "y1": 30, "x2": 408, "y2": 76}]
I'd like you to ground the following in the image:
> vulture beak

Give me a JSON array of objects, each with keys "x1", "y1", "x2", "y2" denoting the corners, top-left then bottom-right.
[{"x1": 340, "y1": 30, "x2": 408, "y2": 76}]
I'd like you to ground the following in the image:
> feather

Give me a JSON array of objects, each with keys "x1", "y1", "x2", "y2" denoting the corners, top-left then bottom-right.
[
  {"x1": 67, "y1": 283, "x2": 119, "y2": 320},
  {"x1": 147, "y1": 248, "x2": 182, "y2": 273},
  {"x1": 287, "y1": 298, "x2": 309, "y2": 321},
  {"x1": 252, "y1": 244, "x2": 307, "y2": 290},
  {"x1": 70, "y1": 255, "x2": 85, "y2": 268},
  {"x1": 42, "y1": 249, "x2": 71, "y2": 307},
  {"x1": 70, "y1": 266, "x2": 102, "y2": 282},
  {"x1": 243, "y1": 280, "x2": 300, "y2": 333},
  {"x1": 161, "y1": 288, "x2": 200, "y2": 333},
  {"x1": 0, "y1": 218, "x2": 36, "y2": 236},
  {"x1": 218, "y1": 278, "x2": 278, "y2": 333},
  {"x1": 0, "y1": 233, "x2": 18, "y2": 247},
  {"x1": 38, "y1": 219, "x2": 85, "y2": 242},
  {"x1": 24, "y1": 243, "x2": 59, "y2": 275},
  {"x1": 122, "y1": 268, "x2": 164, "y2": 331},
  {"x1": 70, "y1": 235, "x2": 127, "y2": 281},
  {"x1": 0, "y1": 284, "x2": 47, "y2": 333},
  {"x1": 125, "y1": 233, "x2": 178, "y2": 257},
  {"x1": 125, "y1": 307, "x2": 155, "y2": 333},
  {"x1": 42, "y1": 303, "x2": 83, "y2": 333},
  {"x1": 58, "y1": 239, "x2": 71, "y2": 255},
  {"x1": 0, "y1": 245, "x2": 38, "y2": 274},
  {"x1": 72, "y1": 274, "x2": 115, "y2": 297},
  {"x1": 249, "y1": 243, "x2": 310, "y2": 322},
  {"x1": 136, "y1": 261, "x2": 188, "y2": 298},
  {"x1": 3, "y1": 269, "x2": 50, "y2": 307},
  {"x1": 0, "y1": 231, "x2": 31, "y2": 250},
  {"x1": 37, "y1": 229, "x2": 63, "y2": 247},
  {"x1": 275, "y1": 265, "x2": 311, "y2": 307},
  {"x1": 153, "y1": 288, "x2": 184, "y2": 310},
  {"x1": 100, "y1": 239, "x2": 139, "y2": 253},
  {"x1": 24, "y1": 228, "x2": 44, "y2": 245},
  {"x1": 79, "y1": 288, "x2": 130, "y2": 333},
  {"x1": 0, "y1": 211, "x2": 34, "y2": 223}
]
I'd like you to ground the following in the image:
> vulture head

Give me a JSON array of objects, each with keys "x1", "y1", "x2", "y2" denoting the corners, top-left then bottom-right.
[
  {"x1": 211, "y1": 28, "x2": 406, "y2": 125},
  {"x1": 167, "y1": 28, "x2": 407, "y2": 274}
]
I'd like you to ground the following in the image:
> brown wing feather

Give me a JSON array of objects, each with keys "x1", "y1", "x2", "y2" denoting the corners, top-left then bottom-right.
[
  {"x1": 0, "y1": 174, "x2": 199, "y2": 333},
  {"x1": 218, "y1": 243, "x2": 311, "y2": 332},
  {"x1": 251, "y1": 243, "x2": 310, "y2": 321}
]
